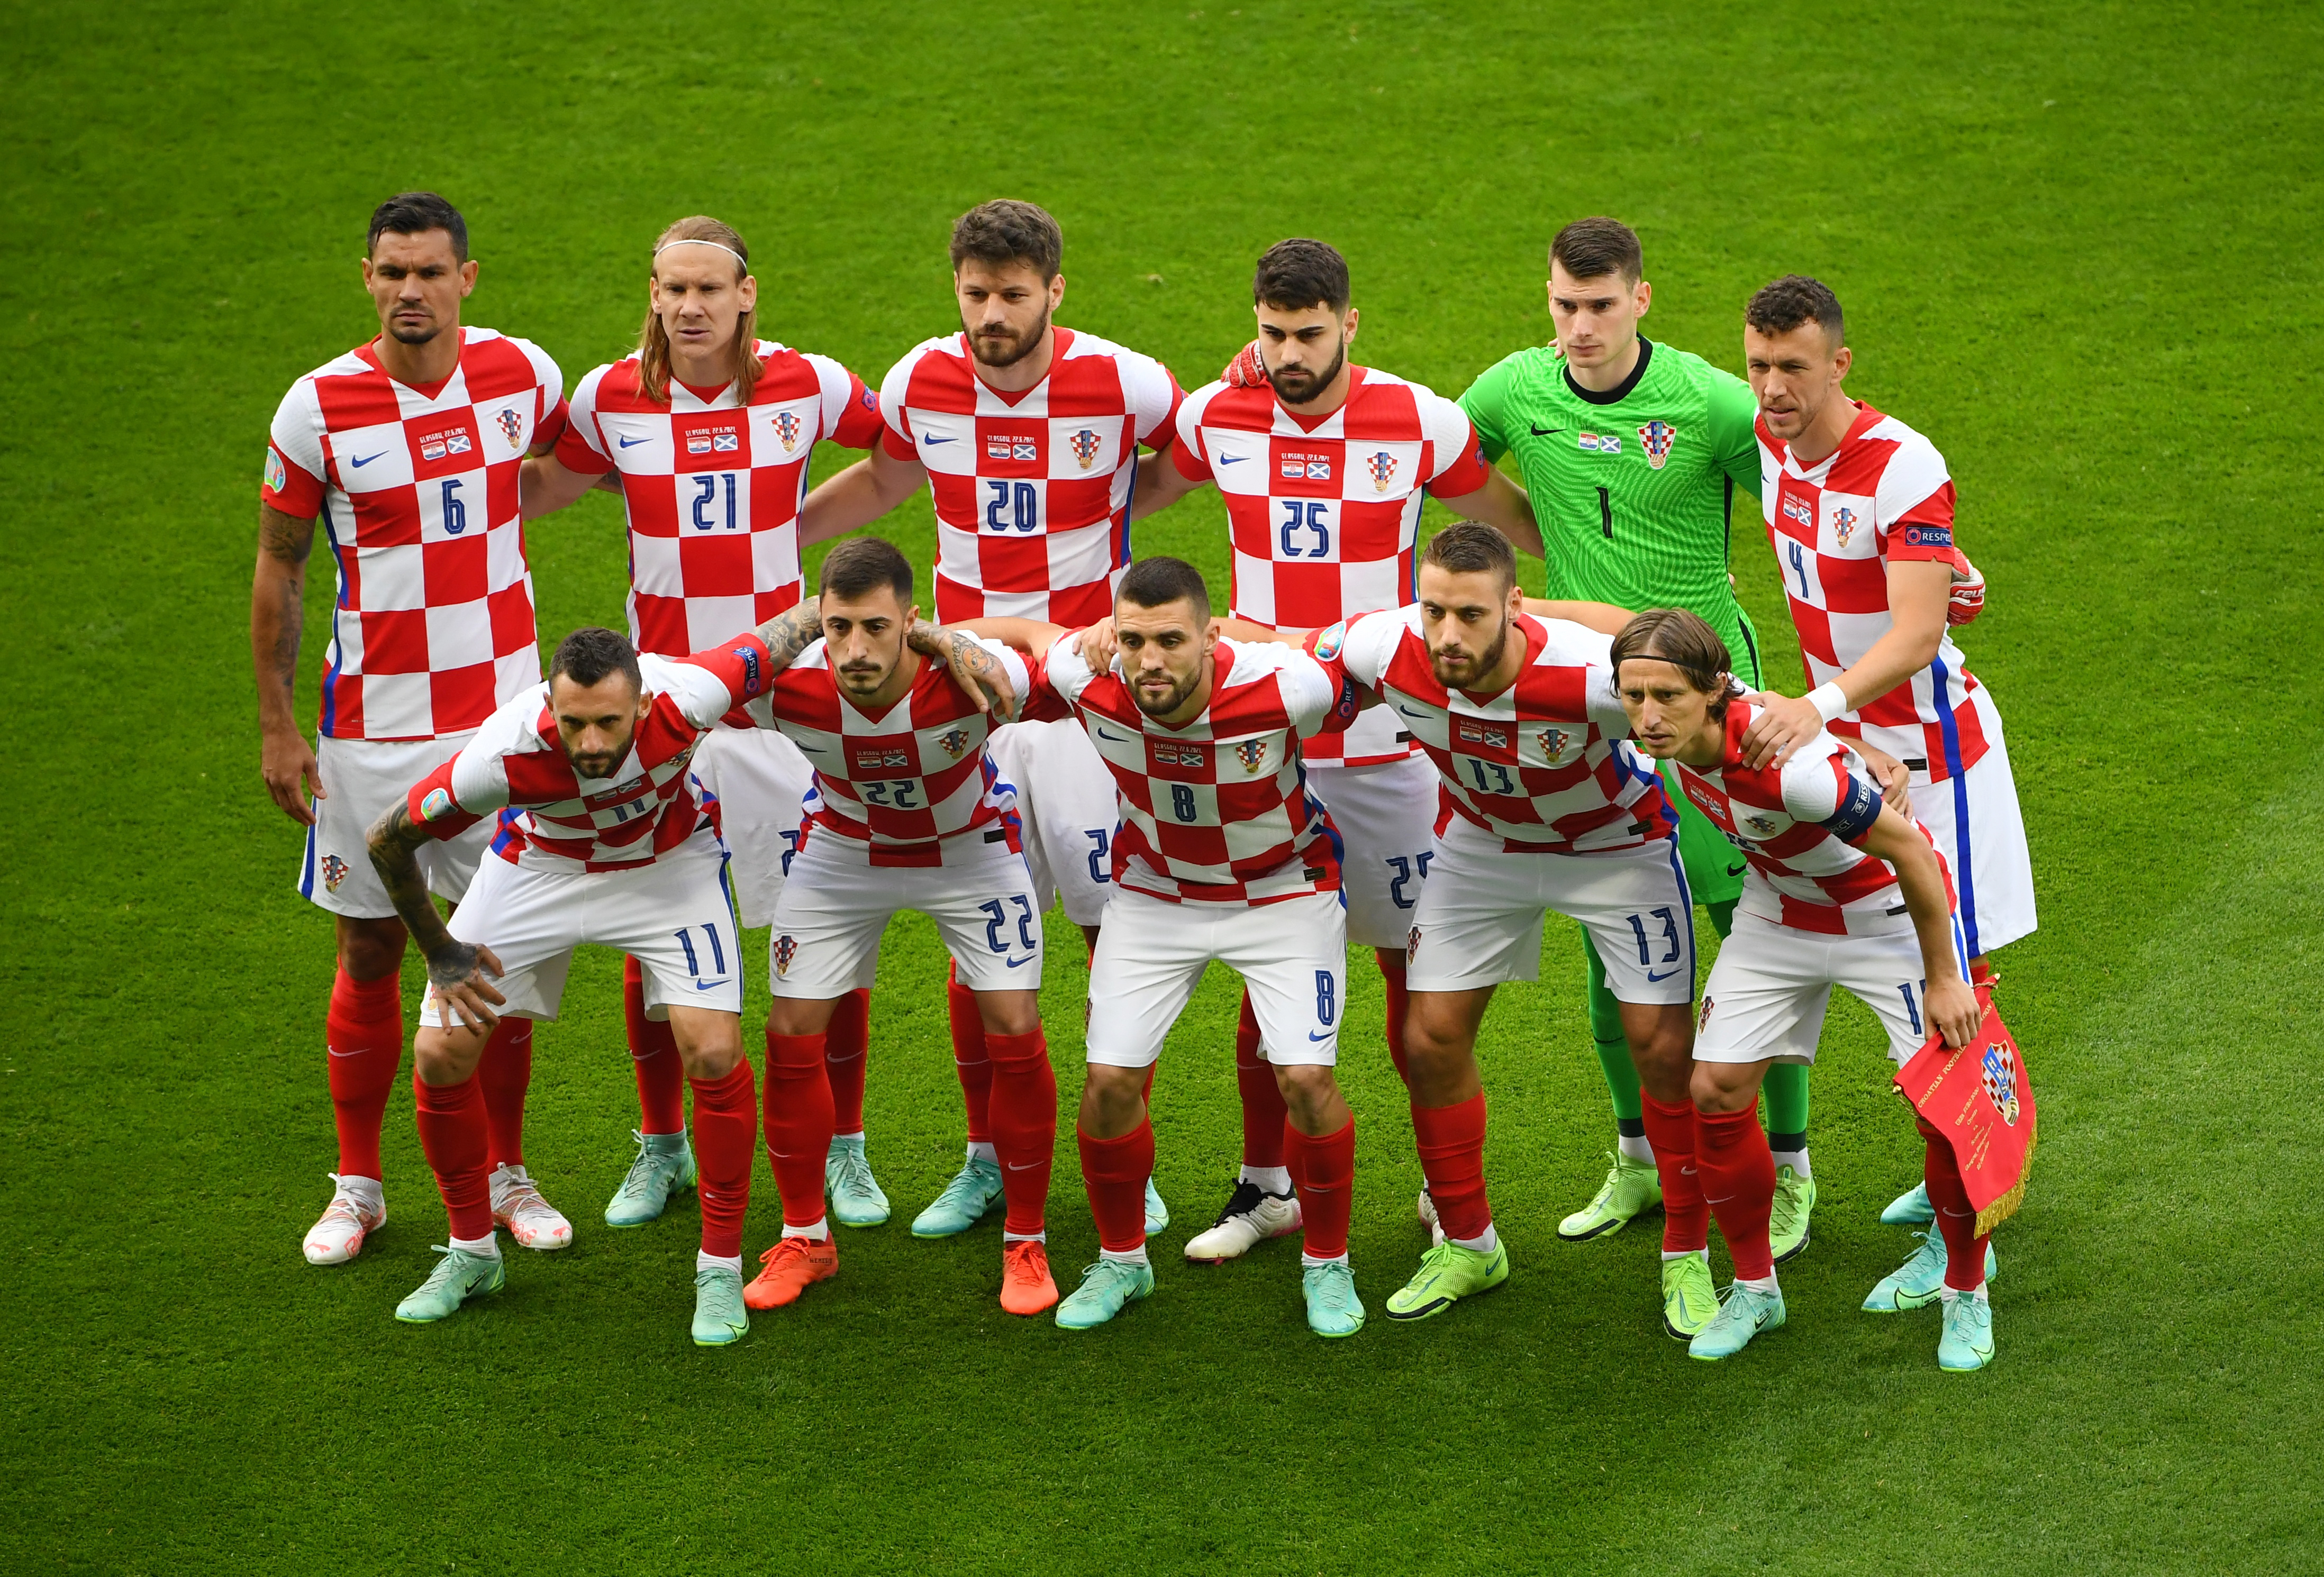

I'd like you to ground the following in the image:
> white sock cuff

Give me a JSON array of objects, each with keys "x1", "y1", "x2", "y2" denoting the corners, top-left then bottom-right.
[
  {"x1": 1098, "y1": 1246, "x2": 1151, "y2": 1268},
  {"x1": 1002, "y1": 1230, "x2": 1047, "y2": 1245},
  {"x1": 1300, "y1": 1252, "x2": 1350, "y2": 1268},
  {"x1": 1240, "y1": 1164, "x2": 1292, "y2": 1194},
  {"x1": 782, "y1": 1218, "x2": 831, "y2": 1242},
  {"x1": 450, "y1": 1233, "x2": 500, "y2": 1258},
  {"x1": 696, "y1": 1251, "x2": 743, "y2": 1274},
  {"x1": 966, "y1": 1141, "x2": 998, "y2": 1164}
]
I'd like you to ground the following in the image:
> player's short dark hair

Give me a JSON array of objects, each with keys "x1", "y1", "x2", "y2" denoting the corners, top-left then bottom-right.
[
  {"x1": 1116, "y1": 557, "x2": 1211, "y2": 624},
  {"x1": 1610, "y1": 608, "x2": 1747, "y2": 721},
  {"x1": 1253, "y1": 238, "x2": 1350, "y2": 313},
  {"x1": 819, "y1": 536, "x2": 914, "y2": 605},
  {"x1": 1746, "y1": 274, "x2": 1846, "y2": 348},
  {"x1": 951, "y1": 200, "x2": 1063, "y2": 281},
  {"x1": 368, "y1": 192, "x2": 468, "y2": 263},
  {"x1": 1550, "y1": 216, "x2": 1642, "y2": 285},
  {"x1": 1419, "y1": 522, "x2": 1518, "y2": 593},
  {"x1": 550, "y1": 626, "x2": 642, "y2": 694}
]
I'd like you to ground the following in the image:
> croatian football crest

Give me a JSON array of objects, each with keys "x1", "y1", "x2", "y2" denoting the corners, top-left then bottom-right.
[
  {"x1": 1537, "y1": 725, "x2": 1574, "y2": 762},
  {"x1": 1367, "y1": 451, "x2": 1399, "y2": 491},
  {"x1": 496, "y1": 407, "x2": 524, "y2": 447},
  {"x1": 774, "y1": 935, "x2": 798, "y2": 978},
  {"x1": 1067, "y1": 429, "x2": 1102, "y2": 470},
  {"x1": 1697, "y1": 993, "x2": 1715, "y2": 1033},
  {"x1": 1408, "y1": 925, "x2": 1422, "y2": 965},
  {"x1": 1637, "y1": 420, "x2": 1676, "y2": 470},
  {"x1": 775, "y1": 411, "x2": 802, "y2": 452},
  {"x1": 1981, "y1": 1042, "x2": 2022, "y2": 1125},
  {"x1": 1832, "y1": 506, "x2": 1860, "y2": 548},
  {"x1": 937, "y1": 727, "x2": 970, "y2": 760},
  {"x1": 1744, "y1": 813, "x2": 1778, "y2": 836},
  {"x1": 1234, "y1": 739, "x2": 1269, "y2": 773},
  {"x1": 320, "y1": 853, "x2": 350, "y2": 892}
]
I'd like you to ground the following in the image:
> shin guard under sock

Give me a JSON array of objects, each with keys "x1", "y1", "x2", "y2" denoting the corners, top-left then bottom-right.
[
  {"x1": 1234, "y1": 992, "x2": 1288, "y2": 1169},
  {"x1": 477, "y1": 1017, "x2": 533, "y2": 1172},
  {"x1": 762, "y1": 1029, "x2": 834, "y2": 1228},
  {"x1": 1284, "y1": 1118, "x2": 1355, "y2": 1260},
  {"x1": 624, "y1": 956, "x2": 686, "y2": 1135},
  {"x1": 1919, "y1": 1115, "x2": 1992, "y2": 1291},
  {"x1": 986, "y1": 1031, "x2": 1057, "y2": 1235},
  {"x1": 688, "y1": 1063, "x2": 757, "y2": 1258},
  {"x1": 825, "y1": 988, "x2": 871, "y2": 1136},
  {"x1": 1694, "y1": 1105, "x2": 1777, "y2": 1280},
  {"x1": 325, "y1": 967, "x2": 403, "y2": 1180},
  {"x1": 1410, "y1": 1093, "x2": 1492, "y2": 1243},
  {"x1": 947, "y1": 963, "x2": 992, "y2": 1146},
  {"x1": 1078, "y1": 1121, "x2": 1155, "y2": 1254},
  {"x1": 1640, "y1": 1092, "x2": 1709, "y2": 1253},
  {"x1": 412, "y1": 1071, "x2": 492, "y2": 1241}
]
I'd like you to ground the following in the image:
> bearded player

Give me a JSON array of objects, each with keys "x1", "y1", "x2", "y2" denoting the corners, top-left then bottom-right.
[
  {"x1": 730, "y1": 539, "x2": 1063, "y2": 1317},
  {"x1": 800, "y1": 199, "x2": 1183, "y2": 1239},
  {"x1": 1611, "y1": 608, "x2": 1998, "y2": 1370},
  {"x1": 257, "y1": 193, "x2": 573, "y2": 1267},
  {"x1": 963, "y1": 556, "x2": 1371, "y2": 1338},
  {"x1": 1736, "y1": 274, "x2": 2036, "y2": 1232},
  {"x1": 1115, "y1": 238, "x2": 1546, "y2": 1263},
  {"x1": 1300, "y1": 526, "x2": 1705, "y2": 1332},
  {"x1": 521, "y1": 215, "x2": 890, "y2": 1235}
]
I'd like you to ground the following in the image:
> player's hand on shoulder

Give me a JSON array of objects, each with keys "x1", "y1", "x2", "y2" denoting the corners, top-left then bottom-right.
[
  {"x1": 925, "y1": 623, "x2": 1019, "y2": 722},
  {"x1": 1739, "y1": 690, "x2": 1824, "y2": 771},
  {"x1": 1071, "y1": 617, "x2": 1120, "y2": 672},
  {"x1": 1947, "y1": 554, "x2": 1986, "y2": 626},
  {"x1": 426, "y1": 942, "x2": 507, "y2": 1034},
  {"x1": 1927, "y1": 971, "x2": 1981, "y2": 1050},
  {"x1": 1853, "y1": 742, "x2": 1913, "y2": 813},
  {"x1": 260, "y1": 726, "x2": 323, "y2": 825},
  {"x1": 1221, "y1": 341, "x2": 1267, "y2": 389}
]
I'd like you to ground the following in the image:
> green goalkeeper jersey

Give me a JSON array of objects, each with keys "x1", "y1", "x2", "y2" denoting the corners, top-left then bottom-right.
[{"x1": 1461, "y1": 336, "x2": 1766, "y2": 685}]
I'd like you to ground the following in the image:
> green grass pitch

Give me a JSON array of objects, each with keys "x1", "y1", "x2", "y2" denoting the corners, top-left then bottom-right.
[{"x1": 4, "y1": 2, "x2": 2320, "y2": 1571}]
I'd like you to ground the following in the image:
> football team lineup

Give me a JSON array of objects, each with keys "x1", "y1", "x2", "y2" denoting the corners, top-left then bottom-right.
[{"x1": 256, "y1": 192, "x2": 2036, "y2": 1369}]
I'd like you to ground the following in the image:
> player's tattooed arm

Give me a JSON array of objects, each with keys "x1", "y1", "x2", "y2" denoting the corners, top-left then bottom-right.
[
  {"x1": 365, "y1": 803, "x2": 507, "y2": 1032},
  {"x1": 252, "y1": 504, "x2": 323, "y2": 825},
  {"x1": 752, "y1": 603, "x2": 832, "y2": 671},
  {"x1": 906, "y1": 620, "x2": 1020, "y2": 721},
  {"x1": 1448, "y1": 465, "x2": 1547, "y2": 560}
]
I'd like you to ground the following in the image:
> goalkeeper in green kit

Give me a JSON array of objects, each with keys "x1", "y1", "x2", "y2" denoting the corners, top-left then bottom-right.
[{"x1": 1458, "y1": 216, "x2": 1819, "y2": 1258}]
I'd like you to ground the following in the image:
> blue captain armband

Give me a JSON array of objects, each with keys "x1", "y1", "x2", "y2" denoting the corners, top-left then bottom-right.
[{"x1": 1820, "y1": 773, "x2": 1882, "y2": 845}]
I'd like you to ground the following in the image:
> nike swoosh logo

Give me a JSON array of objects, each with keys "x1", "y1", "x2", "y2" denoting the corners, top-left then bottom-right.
[
  {"x1": 923, "y1": 434, "x2": 956, "y2": 445},
  {"x1": 1726, "y1": 863, "x2": 1747, "y2": 877},
  {"x1": 1394, "y1": 705, "x2": 1432, "y2": 720},
  {"x1": 1095, "y1": 726, "x2": 1132, "y2": 742},
  {"x1": 1646, "y1": 968, "x2": 1681, "y2": 982},
  {"x1": 619, "y1": 434, "x2": 649, "y2": 448},
  {"x1": 795, "y1": 744, "x2": 828, "y2": 754},
  {"x1": 1005, "y1": 1160, "x2": 1040, "y2": 1171},
  {"x1": 1218, "y1": 453, "x2": 1248, "y2": 464},
  {"x1": 1529, "y1": 425, "x2": 1565, "y2": 437},
  {"x1": 350, "y1": 451, "x2": 387, "y2": 468},
  {"x1": 1308, "y1": 1029, "x2": 1332, "y2": 1042},
  {"x1": 1005, "y1": 955, "x2": 1033, "y2": 969},
  {"x1": 326, "y1": 1047, "x2": 365, "y2": 1058},
  {"x1": 692, "y1": 979, "x2": 727, "y2": 990}
]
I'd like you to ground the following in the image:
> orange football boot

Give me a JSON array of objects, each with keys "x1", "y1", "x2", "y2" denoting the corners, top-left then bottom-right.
[
  {"x1": 998, "y1": 1239, "x2": 1060, "y2": 1316},
  {"x1": 743, "y1": 1235, "x2": 838, "y2": 1310}
]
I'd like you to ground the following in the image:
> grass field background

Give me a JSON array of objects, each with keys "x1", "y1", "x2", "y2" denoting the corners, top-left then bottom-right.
[{"x1": 4, "y1": 2, "x2": 2320, "y2": 1571}]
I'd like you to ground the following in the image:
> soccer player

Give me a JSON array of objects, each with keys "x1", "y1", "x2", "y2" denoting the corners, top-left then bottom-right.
[
  {"x1": 520, "y1": 215, "x2": 891, "y2": 1234},
  {"x1": 729, "y1": 538, "x2": 1064, "y2": 1317},
  {"x1": 1735, "y1": 273, "x2": 2037, "y2": 1232},
  {"x1": 1129, "y1": 238, "x2": 1546, "y2": 1263},
  {"x1": 1292, "y1": 526, "x2": 1702, "y2": 1327},
  {"x1": 1455, "y1": 215, "x2": 1826, "y2": 1256},
  {"x1": 798, "y1": 199, "x2": 1183, "y2": 1238},
  {"x1": 1610, "y1": 608, "x2": 1997, "y2": 1370},
  {"x1": 256, "y1": 193, "x2": 573, "y2": 1266},
  {"x1": 962, "y1": 556, "x2": 1368, "y2": 1336}
]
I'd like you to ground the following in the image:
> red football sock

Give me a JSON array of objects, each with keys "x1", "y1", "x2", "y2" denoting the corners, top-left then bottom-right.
[
  {"x1": 1284, "y1": 1118, "x2": 1355, "y2": 1260},
  {"x1": 1380, "y1": 956, "x2": 1412, "y2": 1083},
  {"x1": 412, "y1": 1070, "x2": 492, "y2": 1241},
  {"x1": 1234, "y1": 992, "x2": 1287, "y2": 1169},
  {"x1": 476, "y1": 1017, "x2": 532, "y2": 1172},
  {"x1": 1694, "y1": 1105, "x2": 1777, "y2": 1280},
  {"x1": 986, "y1": 1029, "x2": 1057, "y2": 1234},
  {"x1": 826, "y1": 988, "x2": 871, "y2": 1136},
  {"x1": 325, "y1": 967, "x2": 403, "y2": 1180},
  {"x1": 762, "y1": 1028, "x2": 834, "y2": 1228},
  {"x1": 1078, "y1": 1120, "x2": 1154, "y2": 1254},
  {"x1": 1919, "y1": 1115, "x2": 1992, "y2": 1291},
  {"x1": 689, "y1": 1063, "x2": 757, "y2": 1259},
  {"x1": 947, "y1": 963, "x2": 992, "y2": 1145},
  {"x1": 1640, "y1": 1091, "x2": 1709, "y2": 1253},
  {"x1": 1410, "y1": 1093, "x2": 1492, "y2": 1243},
  {"x1": 624, "y1": 956, "x2": 686, "y2": 1135}
]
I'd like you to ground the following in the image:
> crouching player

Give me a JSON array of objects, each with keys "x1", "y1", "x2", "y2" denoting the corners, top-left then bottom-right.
[
  {"x1": 365, "y1": 626, "x2": 778, "y2": 1347},
  {"x1": 966, "y1": 556, "x2": 1370, "y2": 1338},
  {"x1": 731, "y1": 539, "x2": 1061, "y2": 1318},
  {"x1": 1611, "y1": 608, "x2": 1998, "y2": 1370}
]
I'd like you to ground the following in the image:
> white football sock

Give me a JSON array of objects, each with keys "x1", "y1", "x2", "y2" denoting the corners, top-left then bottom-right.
[
  {"x1": 966, "y1": 1141, "x2": 998, "y2": 1164},
  {"x1": 1002, "y1": 1230, "x2": 1047, "y2": 1245},
  {"x1": 1737, "y1": 1272, "x2": 1779, "y2": 1295},
  {"x1": 1617, "y1": 1132, "x2": 1655, "y2": 1165},
  {"x1": 696, "y1": 1251, "x2": 743, "y2": 1274},
  {"x1": 1771, "y1": 1148, "x2": 1811, "y2": 1179},
  {"x1": 832, "y1": 1130, "x2": 866, "y2": 1145},
  {"x1": 1099, "y1": 1245, "x2": 1150, "y2": 1269},
  {"x1": 451, "y1": 1232, "x2": 501, "y2": 1259},
  {"x1": 1452, "y1": 1224, "x2": 1499, "y2": 1254},
  {"x1": 1301, "y1": 1251, "x2": 1350, "y2": 1268},
  {"x1": 782, "y1": 1218, "x2": 831, "y2": 1242},
  {"x1": 1240, "y1": 1164, "x2": 1292, "y2": 1195},
  {"x1": 1662, "y1": 1247, "x2": 1710, "y2": 1263}
]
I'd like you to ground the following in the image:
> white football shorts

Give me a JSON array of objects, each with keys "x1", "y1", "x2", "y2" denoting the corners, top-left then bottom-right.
[
  {"x1": 1899, "y1": 728, "x2": 2036, "y2": 959},
  {"x1": 1406, "y1": 818, "x2": 1695, "y2": 1005},
  {"x1": 1085, "y1": 886, "x2": 1348, "y2": 1069},
  {"x1": 768, "y1": 832, "x2": 1043, "y2": 999},
  {"x1": 1305, "y1": 754, "x2": 1439, "y2": 951},
  {"x1": 988, "y1": 717, "x2": 1118, "y2": 928},
  {"x1": 1692, "y1": 907, "x2": 1971, "y2": 1067},
  {"x1": 298, "y1": 732, "x2": 482, "y2": 919},
  {"x1": 418, "y1": 830, "x2": 742, "y2": 1028},
  {"x1": 690, "y1": 725, "x2": 814, "y2": 929}
]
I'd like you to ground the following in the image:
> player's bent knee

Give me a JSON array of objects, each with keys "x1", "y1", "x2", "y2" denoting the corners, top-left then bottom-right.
[
  {"x1": 667, "y1": 1007, "x2": 743, "y2": 1080},
  {"x1": 1079, "y1": 1063, "x2": 1148, "y2": 1136},
  {"x1": 766, "y1": 995, "x2": 841, "y2": 1039},
  {"x1": 1272, "y1": 1063, "x2": 1343, "y2": 1128},
  {"x1": 413, "y1": 1026, "x2": 487, "y2": 1087},
  {"x1": 973, "y1": 989, "x2": 1042, "y2": 1038},
  {"x1": 1690, "y1": 1059, "x2": 1763, "y2": 1114}
]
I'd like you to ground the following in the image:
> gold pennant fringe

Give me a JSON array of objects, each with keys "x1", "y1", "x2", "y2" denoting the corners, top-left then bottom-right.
[{"x1": 1973, "y1": 1111, "x2": 2036, "y2": 1237}]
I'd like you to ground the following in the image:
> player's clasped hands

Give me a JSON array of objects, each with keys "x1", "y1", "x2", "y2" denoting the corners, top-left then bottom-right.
[{"x1": 424, "y1": 941, "x2": 507, "y2": 1034}]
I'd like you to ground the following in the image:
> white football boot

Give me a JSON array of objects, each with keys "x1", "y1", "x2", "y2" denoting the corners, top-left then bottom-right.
[
  {"x1": 1184, "y1": 1179, "x2": 1303, "y2": 1263},
  {"x1": 303, "y1": 1173, "x2": 386, "y2": 1265},
  {"x1": 489, "y1": 1164, "x2": 574, "y2": 1251}
]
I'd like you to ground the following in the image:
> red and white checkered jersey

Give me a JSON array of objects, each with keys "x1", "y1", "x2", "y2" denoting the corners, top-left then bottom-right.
[
  {"x1": 556, "y1": 340, "x2": 883, "y2": 657},
  {"x1": 1171, "y1": 367, "x2": 1493, "y2": 768},
  {"x1": 879, "y1": 327, "x2": 1183, "y2": 626},
  {"x1": 1310, "y1": 607, "x2": 1672, "y2": 854},
  {"x1": 1756, "y1": 402, "x2": 2001, "y2": 783},
  {"x1": 1672, "y1": 701, "x2": 1953, "y2": 937},
  {"x1": 736, "y1": 640, "x2": 1059, "y2": 868},
  {"x1": 1042, "y1": 635, "x2": 1355, "y2": 906},
  {"x1": 262, "y1": 327, "x2": 564, "y2": 741},
  {"x1": 405, "y1": 636, "x2": 775, "y2": 874}
]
